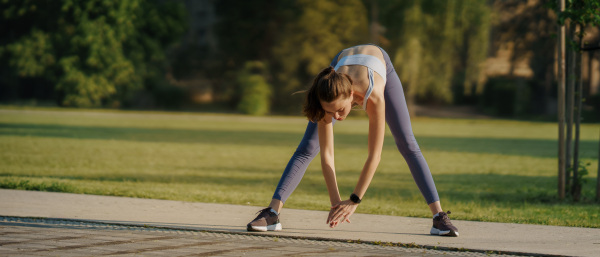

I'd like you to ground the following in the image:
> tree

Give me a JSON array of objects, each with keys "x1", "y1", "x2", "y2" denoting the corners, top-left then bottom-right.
[
  {"x1": 214, "y1": 0, "x2": 288, "y2": 67},
  {"x1": 597, "y1": 130, "x2": 600, "y2": 202},
  {"x1": 210, "y1": 0, "x2": 292, "y2": 107},
  {"x1": 269, "y1": 0, "x2": 369, "y2": 113},
  {"x1": 553, "y1": 0, "x2": 600, "y2": 201},
  {"x1": 380, "y1": 0, "x2": 491, "y2": 110},
  {"x1": 0, "y1": 0, "x2": 186, "y2": 107},
  {"x1": 557, "y1": 0, "x2": 567, "y2": 200}
]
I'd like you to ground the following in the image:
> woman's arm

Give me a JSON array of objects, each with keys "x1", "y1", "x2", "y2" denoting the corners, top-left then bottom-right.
[
  {"x1": 318, "y1": 119, "x2": 342, "y2": 206},
  {"x1": 353, "y1": 92, "x2": 386, "y2": 198},
  {"x1": 327, "y1": 92, "x2": 386, "y2": 227}
]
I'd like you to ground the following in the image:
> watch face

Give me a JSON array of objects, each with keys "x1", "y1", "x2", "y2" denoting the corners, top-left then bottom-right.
[{"x1": 351, "y1": 194, "x2": 361, "y2": 203}]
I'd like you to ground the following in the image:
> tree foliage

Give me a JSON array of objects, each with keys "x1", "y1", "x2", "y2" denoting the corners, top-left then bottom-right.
[
  {"x1": 2, "y1": 0, "x2": 499, "y2": 116},
  {"x1": 210, "y1": 0, "x2": 292, "y2": 105},
  {"x1": 210, "y1": 0, "x2": 494, "y2": 114},
  {"x1": 213, "y1": 0, "x2": 368, "y2": 114},
  {"x1": 0, "y1": 0, "x2": 186, "y2": 107},
  {"x1": 381, "y1": 0, "x2": 491, "y2": 105},
  {"x1": 555, "y1": 0, "x2": 600, "y2": 29},
  {"x1": 214, "y1": 0, "x2": 289, "y2": 67},
  {"x1": 269, "y1": 0, "x2": 368, "y2": 113}
]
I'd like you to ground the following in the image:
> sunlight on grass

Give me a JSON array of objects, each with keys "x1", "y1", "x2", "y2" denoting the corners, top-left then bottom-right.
[{"x1": 0, "y1": 108, "x2": 599, "y2": 227}]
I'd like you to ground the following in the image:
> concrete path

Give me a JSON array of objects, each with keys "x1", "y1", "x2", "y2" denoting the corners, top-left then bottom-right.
[{"x1": 1, "y1": 189, "x2": 599, "y2": 256}]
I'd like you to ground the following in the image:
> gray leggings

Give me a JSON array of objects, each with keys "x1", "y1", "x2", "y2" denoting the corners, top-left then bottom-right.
[{"x1": 272, "y1": 46, "x2": 440, "y2": 205}]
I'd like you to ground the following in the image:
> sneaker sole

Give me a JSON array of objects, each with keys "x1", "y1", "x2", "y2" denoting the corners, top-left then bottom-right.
[
  {"x1": 247, "y1": 223, "x2": 282, "y2": 232},
  {"x1": 430, "y1": 227, "x2": 459, "y2": 237}
]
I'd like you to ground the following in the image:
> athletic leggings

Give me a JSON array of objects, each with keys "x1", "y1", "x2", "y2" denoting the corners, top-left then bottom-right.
[{"x1": 272, "y1": 46, "x2": 440, "y2": 205}]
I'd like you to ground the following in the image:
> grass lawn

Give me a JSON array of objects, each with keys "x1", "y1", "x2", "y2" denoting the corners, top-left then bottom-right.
[{"x1": 0, "y1": 107, "x2": 599, "y2": 227}]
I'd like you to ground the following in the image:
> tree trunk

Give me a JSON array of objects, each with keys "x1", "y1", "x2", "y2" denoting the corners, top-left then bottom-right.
[
  {"x1": 557, "y1": 0, "x2": 566, "y2": 200},
  {"x1": 572, "y1": 24, "x2": 583, "y2": 202},
  {"x1": 370, "y1": 0, "x2": 379, "y2": 45},
  {"x1": 544, "y1": 63, "x2": 553, "y2": 115},
  {"x1": 566, "y1": 22, "x2": 576, "y2": 193},
  {"x1": 587, "y1": 50, "x2": 593, "y2": 96},
  {"x1": 597, "y1": 129, "x2": 600, "y2": 202}
]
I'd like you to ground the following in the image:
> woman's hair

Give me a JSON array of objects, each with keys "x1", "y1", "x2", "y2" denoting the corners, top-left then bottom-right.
[{"x1": 303, "y1": 66, "x2": 353, "y2": 122}]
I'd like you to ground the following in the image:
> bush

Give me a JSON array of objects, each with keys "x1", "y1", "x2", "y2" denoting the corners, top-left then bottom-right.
[{"x1": 236, "y1": 61, "x2": 272, "y2": 115}]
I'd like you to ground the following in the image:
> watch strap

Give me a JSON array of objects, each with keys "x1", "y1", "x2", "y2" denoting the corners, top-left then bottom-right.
[{"x1": 350, "y1": 193, "x2": 362, "y2": 204}]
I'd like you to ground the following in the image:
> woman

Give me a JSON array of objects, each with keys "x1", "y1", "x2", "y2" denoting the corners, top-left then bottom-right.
[{"x1": 246, "y1": 44, "x2": 459, "y2": 237}]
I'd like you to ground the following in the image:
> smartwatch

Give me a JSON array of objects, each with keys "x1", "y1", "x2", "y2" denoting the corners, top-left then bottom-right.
[{"x1": 350, "y1": 193, "x2": 362, "y2": 204}]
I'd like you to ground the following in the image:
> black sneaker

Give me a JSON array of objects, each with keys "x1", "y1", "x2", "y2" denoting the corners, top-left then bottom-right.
[
  {"x1": 247, "y1": 208, "x2": 282, "y2": 232},
  {"x1": 430, "y1": 211, "x2": 459, "y2": 237}
]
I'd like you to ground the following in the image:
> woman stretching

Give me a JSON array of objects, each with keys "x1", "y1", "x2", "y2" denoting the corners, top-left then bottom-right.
[{"x1": 247, "y1": 44, "x2": 459, "y2": 237}]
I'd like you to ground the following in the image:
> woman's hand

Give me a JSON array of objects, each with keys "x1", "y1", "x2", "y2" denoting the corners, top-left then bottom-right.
[{"x1": 327, "y1": 199, "x2": 358, "y2": 228}]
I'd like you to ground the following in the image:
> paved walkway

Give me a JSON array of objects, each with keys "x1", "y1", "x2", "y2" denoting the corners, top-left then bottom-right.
[
  {"x1": 1, "y1": 189, "x2": 599, "y2": 256},
  {"x1": 1, "y1": 216, "x2": 509, "y2": 257}
]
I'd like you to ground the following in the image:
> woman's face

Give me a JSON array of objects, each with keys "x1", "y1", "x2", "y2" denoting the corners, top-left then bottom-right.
[{"x1": 320, "y1": 93, "x2": 353, "y2": 121}]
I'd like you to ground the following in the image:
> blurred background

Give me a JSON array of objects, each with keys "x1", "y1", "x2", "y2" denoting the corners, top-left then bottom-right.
[{"x1": 1, "y1": 0, "x2": 599, "y2": 121}]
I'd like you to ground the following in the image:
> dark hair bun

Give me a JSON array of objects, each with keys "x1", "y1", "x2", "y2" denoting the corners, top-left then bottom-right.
[{"x1": 317, "y1": 66, "x2": 335, "y2": 79}]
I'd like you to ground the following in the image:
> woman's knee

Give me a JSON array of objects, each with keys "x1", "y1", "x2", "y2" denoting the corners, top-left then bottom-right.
[
  {"x1": 295, "y1": 139, "x2": 320, "y2": 157},
  {"x1": 394, "y1": 134, "x2": 421, "y2": 156}
]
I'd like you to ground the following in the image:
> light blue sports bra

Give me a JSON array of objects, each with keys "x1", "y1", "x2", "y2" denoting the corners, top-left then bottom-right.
[{"x1": 334, "y1": 54, "x2": 387, "y2": 110}]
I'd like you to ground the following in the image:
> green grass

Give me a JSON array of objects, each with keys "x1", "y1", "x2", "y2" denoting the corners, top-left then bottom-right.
[{"x1": 1, "y1": 107, "x2": 599, "y2": 227}]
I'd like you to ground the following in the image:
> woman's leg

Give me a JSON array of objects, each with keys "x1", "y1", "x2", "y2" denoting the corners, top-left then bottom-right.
[
  {"x1": 380, "y1": 60, "x2": 459, "y2": 236},
  {"x1": 269, "y1": 50, "x2": 345, "y2": 211},
  {"x1": 249, "y1": 120, "x2": 325, "y2": 231},
  {"x1": 378, "y1": 49, "x2": 441, "y2": 212},
  {"x1": 271, "y1": 121, "x2": 321, "y2": 210}
]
